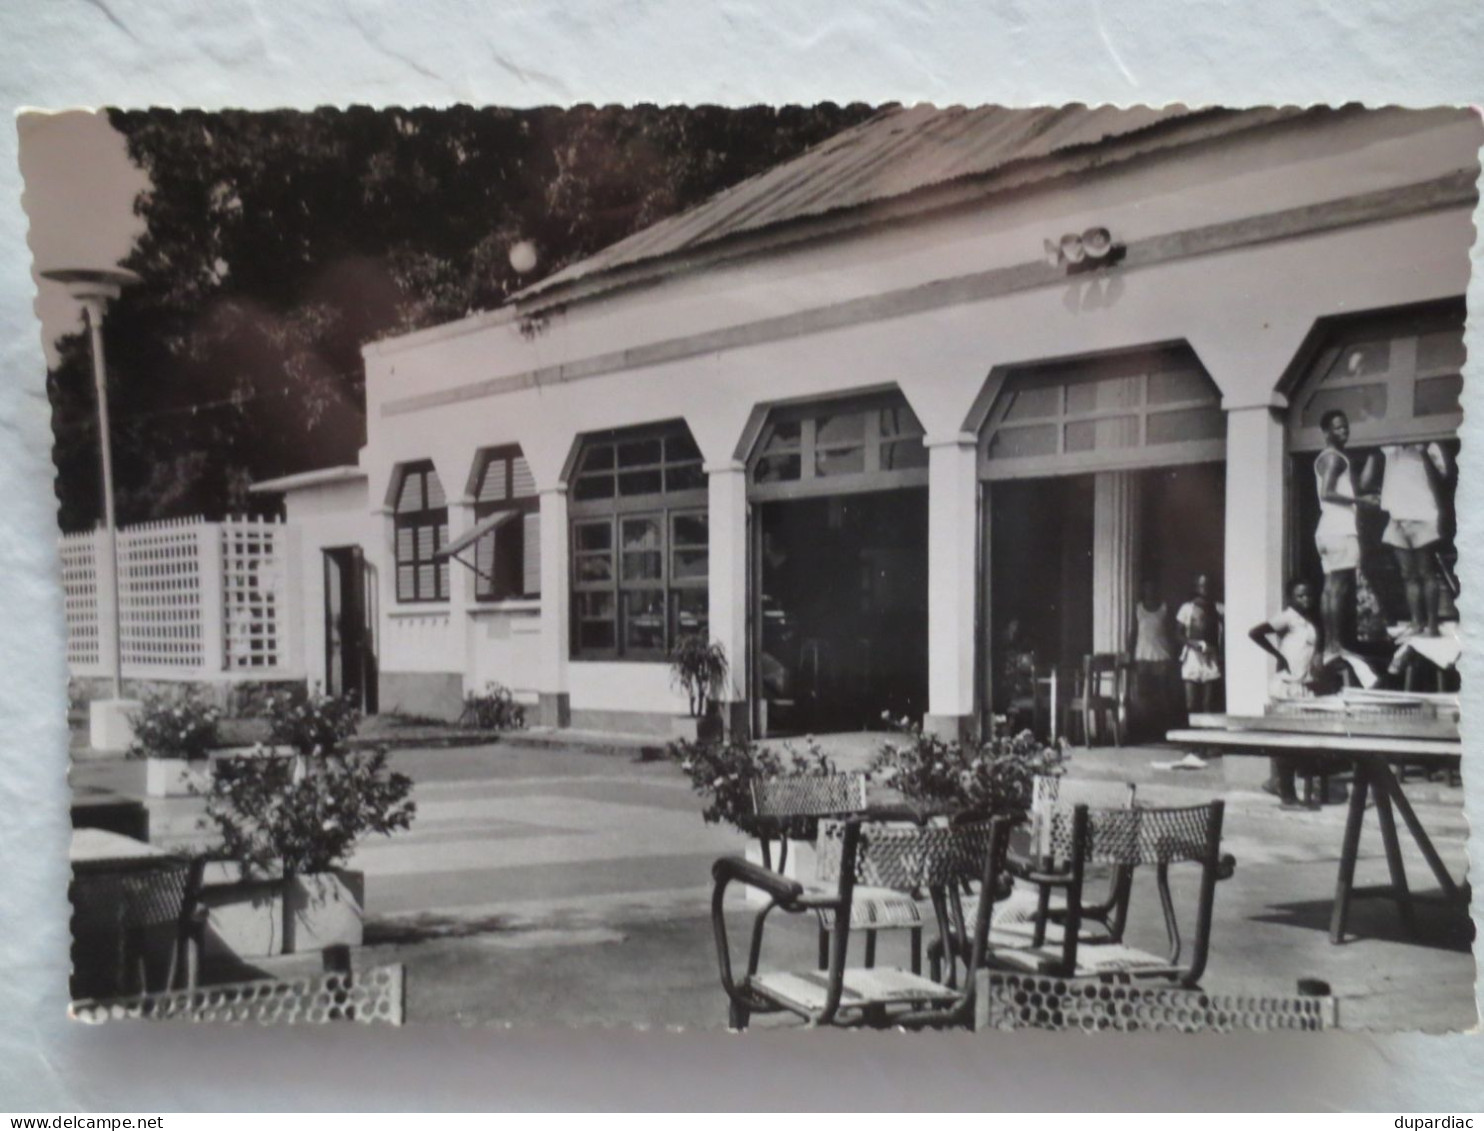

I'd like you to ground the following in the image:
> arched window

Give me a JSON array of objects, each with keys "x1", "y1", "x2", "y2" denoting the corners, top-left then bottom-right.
[
  {"x1": 748, "y1": 390, "x2": 928, "y2": 498},
  {"x1": 1287, "y1": 304, "x2": 1464, "y2": 452},
  {"x1": 569, "y1": 421, "x2": 708, "y2": 660},
  {"x1": 393, "y1": 462, "x2": 449, "y2": 603},
  {"x1": 471, "y1": 447, "x2": 540, "y2": 601},
  {"x1": 978, "y1": 347, "x2": 1224, "y2": 479}
]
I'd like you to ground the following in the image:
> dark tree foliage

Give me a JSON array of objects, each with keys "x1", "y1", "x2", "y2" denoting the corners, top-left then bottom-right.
[{"x1": 49, "y1": 103, "x2": 878, "y2": 531}]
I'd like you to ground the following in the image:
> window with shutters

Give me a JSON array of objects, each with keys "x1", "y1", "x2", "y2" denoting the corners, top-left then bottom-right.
[
  {"x1": 569, "y1": 421, "x2": 708, "y2": 660},
  {"x1": 393, "y1": 462, "x2": 450, "y2": 603},
  {"x1": 472, "y1": 446, "x2": 541, "y2": 601}
]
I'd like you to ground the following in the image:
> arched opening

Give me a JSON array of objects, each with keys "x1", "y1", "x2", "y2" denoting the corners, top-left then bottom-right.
[{"x1": 746, "y1": 389, "x2": 929, "y2": 736}]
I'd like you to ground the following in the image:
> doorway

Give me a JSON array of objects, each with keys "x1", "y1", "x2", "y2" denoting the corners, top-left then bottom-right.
[
  {"x1": 323, "y1": 547, "x2": 378, "y2": 712},
  {"x1": 755, "y1": 489, "x2": 928, "y2": 736}
]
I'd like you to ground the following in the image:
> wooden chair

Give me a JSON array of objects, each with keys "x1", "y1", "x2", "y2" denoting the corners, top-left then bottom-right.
[
  {"x1": 1006, "y1": 655, "x2": 1062, "y2": 743},
  {"x1": 984, "y1": 801, "x2": 1234, "y2": 988},
  {"x1": 711, "y1": 816, "x2": 1013, "y2": 1029},
  {"x1": 1067, "y1": 653, "x2": 1129, "y2": 746},
  {"x1": 751, "y1": 774, "x2": 926, "y2": 973}
]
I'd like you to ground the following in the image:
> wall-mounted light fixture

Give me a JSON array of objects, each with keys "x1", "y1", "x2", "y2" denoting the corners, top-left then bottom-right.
[{"x1": 1044, "y1": 227, "x2": 1125, "y2": 274}]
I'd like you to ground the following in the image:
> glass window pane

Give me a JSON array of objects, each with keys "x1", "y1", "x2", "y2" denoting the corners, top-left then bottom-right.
[
  {"x1": 622, "y1": 590, "x2": 666, "y2": 651},
  {"x1": 753, "y1": 453, "x2": 802, "y2": 483},
  {"x1": 622, "y1": 551, "x2": 663, "y2": 582},
  {"x1": 617, "y1": 438, "x2": 663, "y2": 467},
  {"x1": 580, "y1": 443, "x2": 614, "y2": 472},
  {"x1": 1148, "y1": 368, "x2": 1213, "y2": 405},
  {"x1": 424, "y1": 473, "x2": 447, "y2": 508},
  {"x1": 665, "y1": 462, "x2": 706, "y2": 492},
  {"x1": 576, "y1": 553, "x2": 613, "y2": 583},
  {"x1": 1416, "y1": 329, "x2": 1466, "y2": 375},
  {"x1": 1147, "y1": 406, "x2": 1225, "y2": 444},
  {"x1": 762, "y1": 419, "x2": 802, "y2": 450},
  {"x1": 618, "y1": 469, "x2": 663, "y2": 496},
  {"x1": 671, "y1": 589, "x2": 709, "y2": 642},
  {"x1": 396, "y1": 527, "x2": 413, "y2": 561},
  {"x1": 621, "y1": 517, "x2": 661, "y2": 549},
  {"x1": 511, "y1": 455, "x2": 537, "y2": 498},
  {"x1": 878, "y1": 405, "x2": 924, "y2": 437},
  {"x1": 416, "y1": 526, "x2": 436, "y2": 558},
  {"x1": 1325, "y1": 340, "x2": 1391, "y2": 382},
  {"x1": 816, "y1": 411, "x2": 865, "y2": 445},
  {"x1": 573, "y1": 474, "x2": 614, "y2": 501},
  {"x1": 672, "y1": 548, "x2": 709, "y2": 581},
  {"x1": 1066, "y1": 415, "x2": 1138, "y2": 453},
  {"x1": 1003, "y1": 385, "x2": 1059, "y2": 421},
  {"x1": 815, "y1": 446, "x2": 865, "y2": 476},
  {"x1": 577, "y1": 592, "x2": 614, "y2": 619},
  {"x1": 880, "y1": 439, "x2": 928, "y2": 470},
  {"x1": 418, "y1": 564, "x2": 436, "y2": 596},
  {"x1": 578, "y1": 621, "x2": 616, "y2": 650},
  {"x1": 397, "y1": 566, "x2": 415, "y2": 601},
  {"x1": 575, "y1": 522, "x2": 612, "y2": 552},
  {"x1": 672, "y1": 513, "x2": 708, "y2": 546},
  {"x1": 665, "y1": 431, "x2": 701, "y2": 462},
  {"x1": 1067, "y1": 376, "x2": 1139, "y2": 415},
  {"x1": 1414, "y1": 373, "x2": 1463, "y2": 417},
  {"x1": 1301, "y1": 384, "x2": 1388, "y2": 429},
  {"x1": 987, "y1": 424, "x2": 1057, "y2": 459}
]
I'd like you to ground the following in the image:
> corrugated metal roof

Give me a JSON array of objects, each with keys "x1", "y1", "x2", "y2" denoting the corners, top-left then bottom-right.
[{"x1": 517, "y1": 103, "x2": 1297, "y2": 303}]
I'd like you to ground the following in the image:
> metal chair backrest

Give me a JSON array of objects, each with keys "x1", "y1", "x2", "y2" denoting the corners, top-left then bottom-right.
[
  {"x1": 1052, "y1": 802, "x2": 1219, "y2": 868},
  {"x1": 751, "y1": 773, "x2": 867, "y2": 820},
  {"x1": 815, "y1": 818, "x2": 995, "y2": 890},
  {"x1": 1029, "y1": 775, "x2": 1135, "y2": 860},
  {"x1": 119, "y1": 856, "x2": 204, "y2": 929}
]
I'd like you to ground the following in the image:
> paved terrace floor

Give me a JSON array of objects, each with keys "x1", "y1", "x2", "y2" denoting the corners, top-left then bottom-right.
[{"x1": 72, "y1": 738, "x2": 1475, "y2": 1032}]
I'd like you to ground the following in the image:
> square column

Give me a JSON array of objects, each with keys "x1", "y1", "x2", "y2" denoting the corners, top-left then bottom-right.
[
  {"x1": 706, "y1": 463, "x2": 749, "y2": 737},
  {"x1": 1224, "y1": 404, "x2": 1287, "y2": 715},
  {"x1": 924, "y1": 436, "x2": 980, "y2": 742},
  {"x1": 536, "y1": 487, "x2": 571, "y2": 727}
]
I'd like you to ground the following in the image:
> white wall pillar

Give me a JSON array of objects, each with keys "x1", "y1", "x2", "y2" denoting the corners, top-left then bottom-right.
[
  {"x1": 536, "y1": 486, "x2": 571, "y2": 727},
  {"x1": 197, "y1": 523, "x2": 226, "y2": 673},
  {"x1": 1092, "y1": 470, "x2": 1142, "y2": 655},
  {"x1": 925, "y1": 435, "x2": 980, "y2": 741},
  {"x1": 447, "y1": 500, "x2": 476, "y2": 693},
  {"x1": 1224, "y1": 402, "x2": 1287, "y2": 715},
  {"x1": 706, "y1": 462, "x2": 749, "y2": 735}
]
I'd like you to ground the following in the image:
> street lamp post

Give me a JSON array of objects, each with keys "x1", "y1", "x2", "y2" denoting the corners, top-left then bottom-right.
[{"x1": 42, "y1": 266, "x2": 140, "y2": 748}]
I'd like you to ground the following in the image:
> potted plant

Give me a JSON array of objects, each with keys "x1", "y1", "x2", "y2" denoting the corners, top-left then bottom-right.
[
  {"x1": 668, "y1": 635, "x2": 729, "y2": 742},
  {"x1": 127, "y1": 689, "x2": 223, "y2": 799},
  {"x1": 867, "y1": 716, "x2": 1065, "y2": 824},
  {"x1": 668, "y1": 735, "x2": 836, "y2": 901},
  {"x1": 198, "y1": 687, "x2": 416, "y2": 959}
]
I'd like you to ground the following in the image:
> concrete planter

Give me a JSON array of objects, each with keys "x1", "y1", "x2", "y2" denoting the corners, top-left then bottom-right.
[
  {"x1": 144, "y1": 757, "x2": 214, "y2": 799},
  {"x1": 198, "y1": 863, "x2": 365, "y2": 960},
  {"x1": 670, "y1": 710, "x2": 724, "y2": 744}
]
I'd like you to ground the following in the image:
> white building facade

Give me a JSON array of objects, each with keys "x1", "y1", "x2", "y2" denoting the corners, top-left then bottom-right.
[{"x1": 258, "y1": 105, "x2": 1481, "y2": 739}]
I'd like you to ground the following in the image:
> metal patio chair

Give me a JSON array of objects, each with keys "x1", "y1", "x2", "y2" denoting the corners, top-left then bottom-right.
[
  {"x1": 711, "y1": 815, "x2": 1013, "y2": 1029},
  {"x1": 984, "y1": 800, "x2": 1234, "y2": 988},
  {"x1": 751, "y1": 774, "x2": 927, "y2": 973},
  {"x1": 71, "y1": 854, "x2": 207, "y2": 1000}
]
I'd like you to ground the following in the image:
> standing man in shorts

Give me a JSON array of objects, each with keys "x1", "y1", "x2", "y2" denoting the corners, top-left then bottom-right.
[
  {"x1": 1313, "y1": 410, "x2": 1379, "y2": 660},
  {"x1": 1364, "y1": 441, "x2": 1450, "y2": 637}
]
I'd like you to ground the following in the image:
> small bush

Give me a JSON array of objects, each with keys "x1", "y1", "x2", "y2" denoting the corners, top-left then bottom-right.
[
  {"x1": 868, "y1": 717, "x2": 1064, "y2": 822},
  {"x1": 669, "y1": 736, "x2": 836, "y2": 837},
  {"x1": 261, "y1": 686, "x2": 360, "y2": 756},
  {"x1": 126, "y1": 690, "x2": 222, "y2": 761},
  {"x1": 460, "y1": 682, "x2": 526, "y2": 731}
]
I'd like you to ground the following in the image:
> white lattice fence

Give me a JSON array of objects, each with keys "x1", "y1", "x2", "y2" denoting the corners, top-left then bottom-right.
[
  {"x1": 222, "y1": 517, "x2": 287, "y2": 670},
  {"x1": 118, "y1": 517, "x2": 205, "y2": 670},
  {"x1": 59, "y1": 530, "x2": 102, "y2": 669},
  {"x1": 62, "y1": 516, "x2": 298, "y2": 681}
]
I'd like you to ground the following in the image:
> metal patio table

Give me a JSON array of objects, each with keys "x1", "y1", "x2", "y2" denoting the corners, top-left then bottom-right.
[{"x1": 1166, "y1": 716, "x2": 1464, "y2": 944}]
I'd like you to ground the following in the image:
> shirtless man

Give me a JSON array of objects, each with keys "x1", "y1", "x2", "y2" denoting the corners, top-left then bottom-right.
[{"x1": 1313, "y1": 410, "x2": 1379, "y2": 660}]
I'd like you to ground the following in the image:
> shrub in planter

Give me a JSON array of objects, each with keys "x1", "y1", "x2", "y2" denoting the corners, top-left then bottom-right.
[
  {"x1": 200, "y1": 688, "x2": 416, "y2": 958},
  {"x1": 867, "y1": 718, "x2": 1065, "y2": 823},
  {"x1": 460, "y1": 682, "x2": 526, "y2": 731},
  {"x1": 127, "y1": 690, "x2": 222, "y2": 798},
  {"x1": 668, "y1": 636, "x2": 729, "y2": 739}
]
